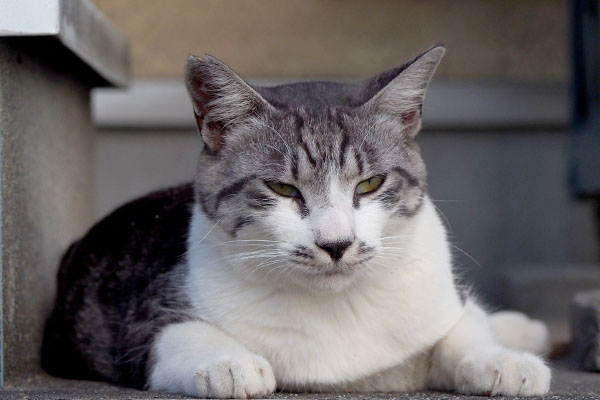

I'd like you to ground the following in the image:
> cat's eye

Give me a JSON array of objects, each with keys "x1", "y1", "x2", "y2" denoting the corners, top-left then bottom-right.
[
  {"x1": 355, "y1": 176, "x2": 384, "y2": 195},
  {"x1": 267, "y1": 182, "x2": 302, "y2": 198}
]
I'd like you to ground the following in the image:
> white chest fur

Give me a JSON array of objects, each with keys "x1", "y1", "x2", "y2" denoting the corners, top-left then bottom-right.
[{"x1": 184, "y1": 199, "x2": 464, "y2": 388}]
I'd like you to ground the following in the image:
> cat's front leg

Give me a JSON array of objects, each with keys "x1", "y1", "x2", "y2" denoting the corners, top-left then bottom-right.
[
  {"x1": 148, "y1": 321, "x2": 276, "y2": 399},
  {"x1": 427, "y1": 299, "x2": 551, "y2": 397}
]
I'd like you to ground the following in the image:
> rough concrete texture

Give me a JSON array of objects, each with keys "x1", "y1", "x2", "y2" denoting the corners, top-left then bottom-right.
[
  {"x1": 0, "y1": 38, "x2": 97, "y2": 383},
  {"x1": 0, "y1": 365, "x2": 598, "y2": 400},
  {"x1": 571, "y1": 290, "x2": 600, "y2": 372},
  {"x1": 93, "y1": 0, "x2": 566, "y2": 81}
]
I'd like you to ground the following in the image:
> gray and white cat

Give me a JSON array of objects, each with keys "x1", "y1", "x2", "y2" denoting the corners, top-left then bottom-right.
[{"x1": 42, "y1": 46, "x2": 552, "y2": 398}]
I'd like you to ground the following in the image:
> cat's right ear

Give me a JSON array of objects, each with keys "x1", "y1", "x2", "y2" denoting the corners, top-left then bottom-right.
[
  {"x1": 362, "y1": 46, "x2": 445, "y2": 139},
  {"x1": 185, "y1": 55, "x2": 271, "y2": 154}
]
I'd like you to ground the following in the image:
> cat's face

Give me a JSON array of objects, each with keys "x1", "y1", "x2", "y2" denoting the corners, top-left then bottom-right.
[{"x1": 186, "y1": 47, "x2": 443, "y2": 291}]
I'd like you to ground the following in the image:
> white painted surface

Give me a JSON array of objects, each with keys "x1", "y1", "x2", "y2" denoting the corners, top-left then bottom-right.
[
  {"x1": 0, "y1": 0, "x2": 59, "y2": 35},
  {"x1": 0, "y1": 0, "x2": 129, "y2": 87}
]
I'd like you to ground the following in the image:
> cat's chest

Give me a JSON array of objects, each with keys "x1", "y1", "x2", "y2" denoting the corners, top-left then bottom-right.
[{"x1": 187, "y1": 260, "x2": 462, "y2": 386}]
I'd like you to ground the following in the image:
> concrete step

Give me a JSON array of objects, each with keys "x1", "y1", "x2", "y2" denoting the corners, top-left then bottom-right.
[{"x1": 0, "y1": 365, "x2": 597, "y2": 400}]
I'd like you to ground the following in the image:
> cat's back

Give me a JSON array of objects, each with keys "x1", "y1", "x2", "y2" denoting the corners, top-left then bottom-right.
[{"x1": 42, "y1": 183, "x2": 195, "y2": 387}]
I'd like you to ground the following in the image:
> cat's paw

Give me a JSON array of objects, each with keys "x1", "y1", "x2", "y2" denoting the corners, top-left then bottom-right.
[
  {"x1": 454, "y1": 350, "x2": 550, "y2": 397},
  {"x1": 194, "y1": 354, "x2": 276, "y2": 399}
]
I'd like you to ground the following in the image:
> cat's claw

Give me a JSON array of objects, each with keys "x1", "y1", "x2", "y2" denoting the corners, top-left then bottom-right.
[
  {"x1": 454, "y1": 350, "x2": 550, "y2": 397},
  {"x1": 194, "y1": 354, "x2": 276, "y2": 399}
]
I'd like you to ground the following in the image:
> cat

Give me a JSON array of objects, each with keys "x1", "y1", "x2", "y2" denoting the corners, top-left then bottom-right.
[{"x1": 42, "y1": 46, "x2": 552, "y2": 398}]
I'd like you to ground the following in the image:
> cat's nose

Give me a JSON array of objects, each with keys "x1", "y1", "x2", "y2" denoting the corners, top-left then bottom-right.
[{"x1": 316, "y1": 240, "x2": 353, "y2": 261}]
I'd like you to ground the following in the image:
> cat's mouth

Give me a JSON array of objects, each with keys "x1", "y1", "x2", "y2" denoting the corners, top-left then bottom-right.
[{"x1": 294, "y1": 257, "x2": 373, "y2": 277}]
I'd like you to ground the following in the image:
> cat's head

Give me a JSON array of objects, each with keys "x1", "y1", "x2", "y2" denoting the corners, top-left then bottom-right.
[{"x1": 185, "y1": 46, "x2": 443, "y2": 291}]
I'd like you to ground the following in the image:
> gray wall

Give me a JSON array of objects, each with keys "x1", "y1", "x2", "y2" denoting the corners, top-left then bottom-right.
[
  {"x1": 0, "y1": 39, "x2": 96, "y2": 384},
  {"x1": 95, "y1": 129, "x2": 599, "y2": 307}
]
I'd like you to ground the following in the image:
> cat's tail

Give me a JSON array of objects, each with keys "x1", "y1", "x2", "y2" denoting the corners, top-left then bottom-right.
[{"x1": 488, "y1": 311, "x2": 552, "y2": 356}]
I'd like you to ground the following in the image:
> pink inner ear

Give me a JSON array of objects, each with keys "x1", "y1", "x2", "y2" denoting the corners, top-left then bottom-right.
[
  {"x1": 191, "y1": 79, "x2": 211, "y2": 118},
  {"x1": 401, "y1": 110, "x2": 418, "y2": 125},
  {"x1": 190, "y1": 77, "x2": 226, "y2": 153},
  {"x1": 400, "y1": 104, "x2": 423, "y2": 125}
]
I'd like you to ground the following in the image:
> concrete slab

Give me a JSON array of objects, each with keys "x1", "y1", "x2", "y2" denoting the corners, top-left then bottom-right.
[
  {"x1": 0, "y1": 365, "x2": 597, "y2": 400},
  {"x1": 571, "y1": 290, "x2": 600, "y2": 371},
  {"x1": 0, "y1": 0, "x2": 129, "y2": 86}
]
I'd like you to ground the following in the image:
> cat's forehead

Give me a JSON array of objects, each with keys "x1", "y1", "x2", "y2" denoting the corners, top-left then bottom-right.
[
  {"x1": 252, "y1": 63, "x2": 409, "y2": 110},
  {"x1": 239, "y1": 107, "x2": 411, "y2": 187},
  {"x1": 255, "y1": 82, "x2": 367, "y2": 109}
]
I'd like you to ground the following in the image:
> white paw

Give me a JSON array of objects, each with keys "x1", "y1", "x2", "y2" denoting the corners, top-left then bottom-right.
[
  {"x1": 454, "y1": 350, "x2": 551, "y2": 397},
  {"x1": 194, "y1": 354, "x2": 276, "y2": 399},
  {"x1": 489, "y1": 311, "x2": 551, "y2": 355}
]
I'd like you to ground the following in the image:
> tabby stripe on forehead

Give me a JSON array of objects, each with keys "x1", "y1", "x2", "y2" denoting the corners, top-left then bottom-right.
[
  {"x1": 393, "y1": 166, "x2": 419, "y2": 187},
  {"x1": 339, "y1": 132, "x2": 350, "y2": 167},
  {"x1": 354, "y1": 149, "x2": 365, "y2": 175},
  {"x1": 214, "y1": 175, "x2": 256, "y2": 209},
  {"x1": 334, "y1": 109, "x2": 346, "y2": 131},
  {"x1": 294, "y1": 112, "x2": 304, "y2": 131},
  {"x1": 299, "y1": 138, "x2": 317, "y2": 167},
  {"x1": 290, "y1": 151, "x2": 299, "y2": 180},
  {"x1": 295, "y1": 113, "x2": 317, "y2": 167}
]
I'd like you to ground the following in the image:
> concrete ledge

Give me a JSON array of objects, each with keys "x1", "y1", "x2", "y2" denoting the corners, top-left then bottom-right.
[
  {"x1": 0, "y1": 0, "x2": 129, "y2": 86},
  {"x1": 571, "y1": 290, "x2": 600, "y2": 371},
  {"x1": 91, "y1": 79, "x2": 567, "y2": 130},
  {"x1": 0, "y1": 365, "x2": 598, "y2": 400}
]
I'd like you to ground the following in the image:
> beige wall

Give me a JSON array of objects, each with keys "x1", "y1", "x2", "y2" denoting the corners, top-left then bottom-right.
[{"x1": 94, "y1": 0, "x2": 567, "y2": 80}]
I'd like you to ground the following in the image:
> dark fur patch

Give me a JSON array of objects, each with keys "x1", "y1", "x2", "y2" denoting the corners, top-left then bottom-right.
[
  {"x1": 354, "y1": 149, "x2": 365, "y2": 175},
  {"x1": 299, "y1": 201, "x2": 309, "y2": 218},
  {"x1": 294, "y1": 112, "x2": 304, "y2": 132},
  {"x1": 291, "y1": 246, "x2": 313, "y2": 259},
  {"x1": 245, "y1": 190, "x2": 276, "y2": 210},
  {"x1": 375, "y1": 179, "x2": 404, "y2": 206},
  {"x1": 392, "y1": 167, "x2": 419, "y2": 187},
  {"x1": 339, "y1": 132, "x2": 350, "y2": 167},
  {"x1": 299, "y1": 136, "x2": 317, "y2": 167},
  {"x1": 358, "y1": 242, "x2": 375, "y2": 255},
  {"x1": 290, "y1": 151, "x2": 299, "y2": 181},
  {"x1": 197, "y1": 189, "x2": 217, "y2": 219},
  {"x1": 214, "y1": 176, "x2": 256, "y2": 210},
  {"x1": 42, "y1": 184, "x2": 194, "y2": 388},
  {"x1": 231, "y1": 215, "x2": 255, "y2": 237}
]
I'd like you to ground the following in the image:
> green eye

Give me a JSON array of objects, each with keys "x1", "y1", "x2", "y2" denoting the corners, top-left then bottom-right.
[
  {"x1": 355, "y1": 176, "x2": 384, "y2": 195},
  {"x1": 267, "y1": 182, "x2": 301, "y2": 198}
]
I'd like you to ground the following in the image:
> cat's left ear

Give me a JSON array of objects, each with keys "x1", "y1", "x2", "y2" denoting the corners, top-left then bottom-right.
[
  {"x1": 363, "y1": 46, "x2": 445, "y2": 138},
  {"x1": 185, "y1": 54, "x2": 272, "y2": 154}
]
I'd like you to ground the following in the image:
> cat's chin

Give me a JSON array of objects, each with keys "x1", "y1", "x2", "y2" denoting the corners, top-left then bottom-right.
[{"x1": 289, "y1": 266, "x2": 360, "y2": 292}]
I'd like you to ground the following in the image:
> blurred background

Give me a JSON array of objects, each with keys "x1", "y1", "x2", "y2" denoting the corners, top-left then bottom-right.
[{"x1": 90, "y1": 0, "x2": 599, "y2": 344}]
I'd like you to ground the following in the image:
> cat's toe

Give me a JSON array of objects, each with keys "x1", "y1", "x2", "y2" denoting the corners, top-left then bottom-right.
[
  {"x1": 454, "y1": 350, "x2": 550, "y2": 397},
  {"x1": 195, "y1": 354, "x2": 276, "y2": 399}
]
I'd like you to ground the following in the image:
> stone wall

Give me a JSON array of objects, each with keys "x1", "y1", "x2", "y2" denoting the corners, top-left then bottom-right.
[{"x1": 0, "y1": 38, "x2": 96, "y2": 384}]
